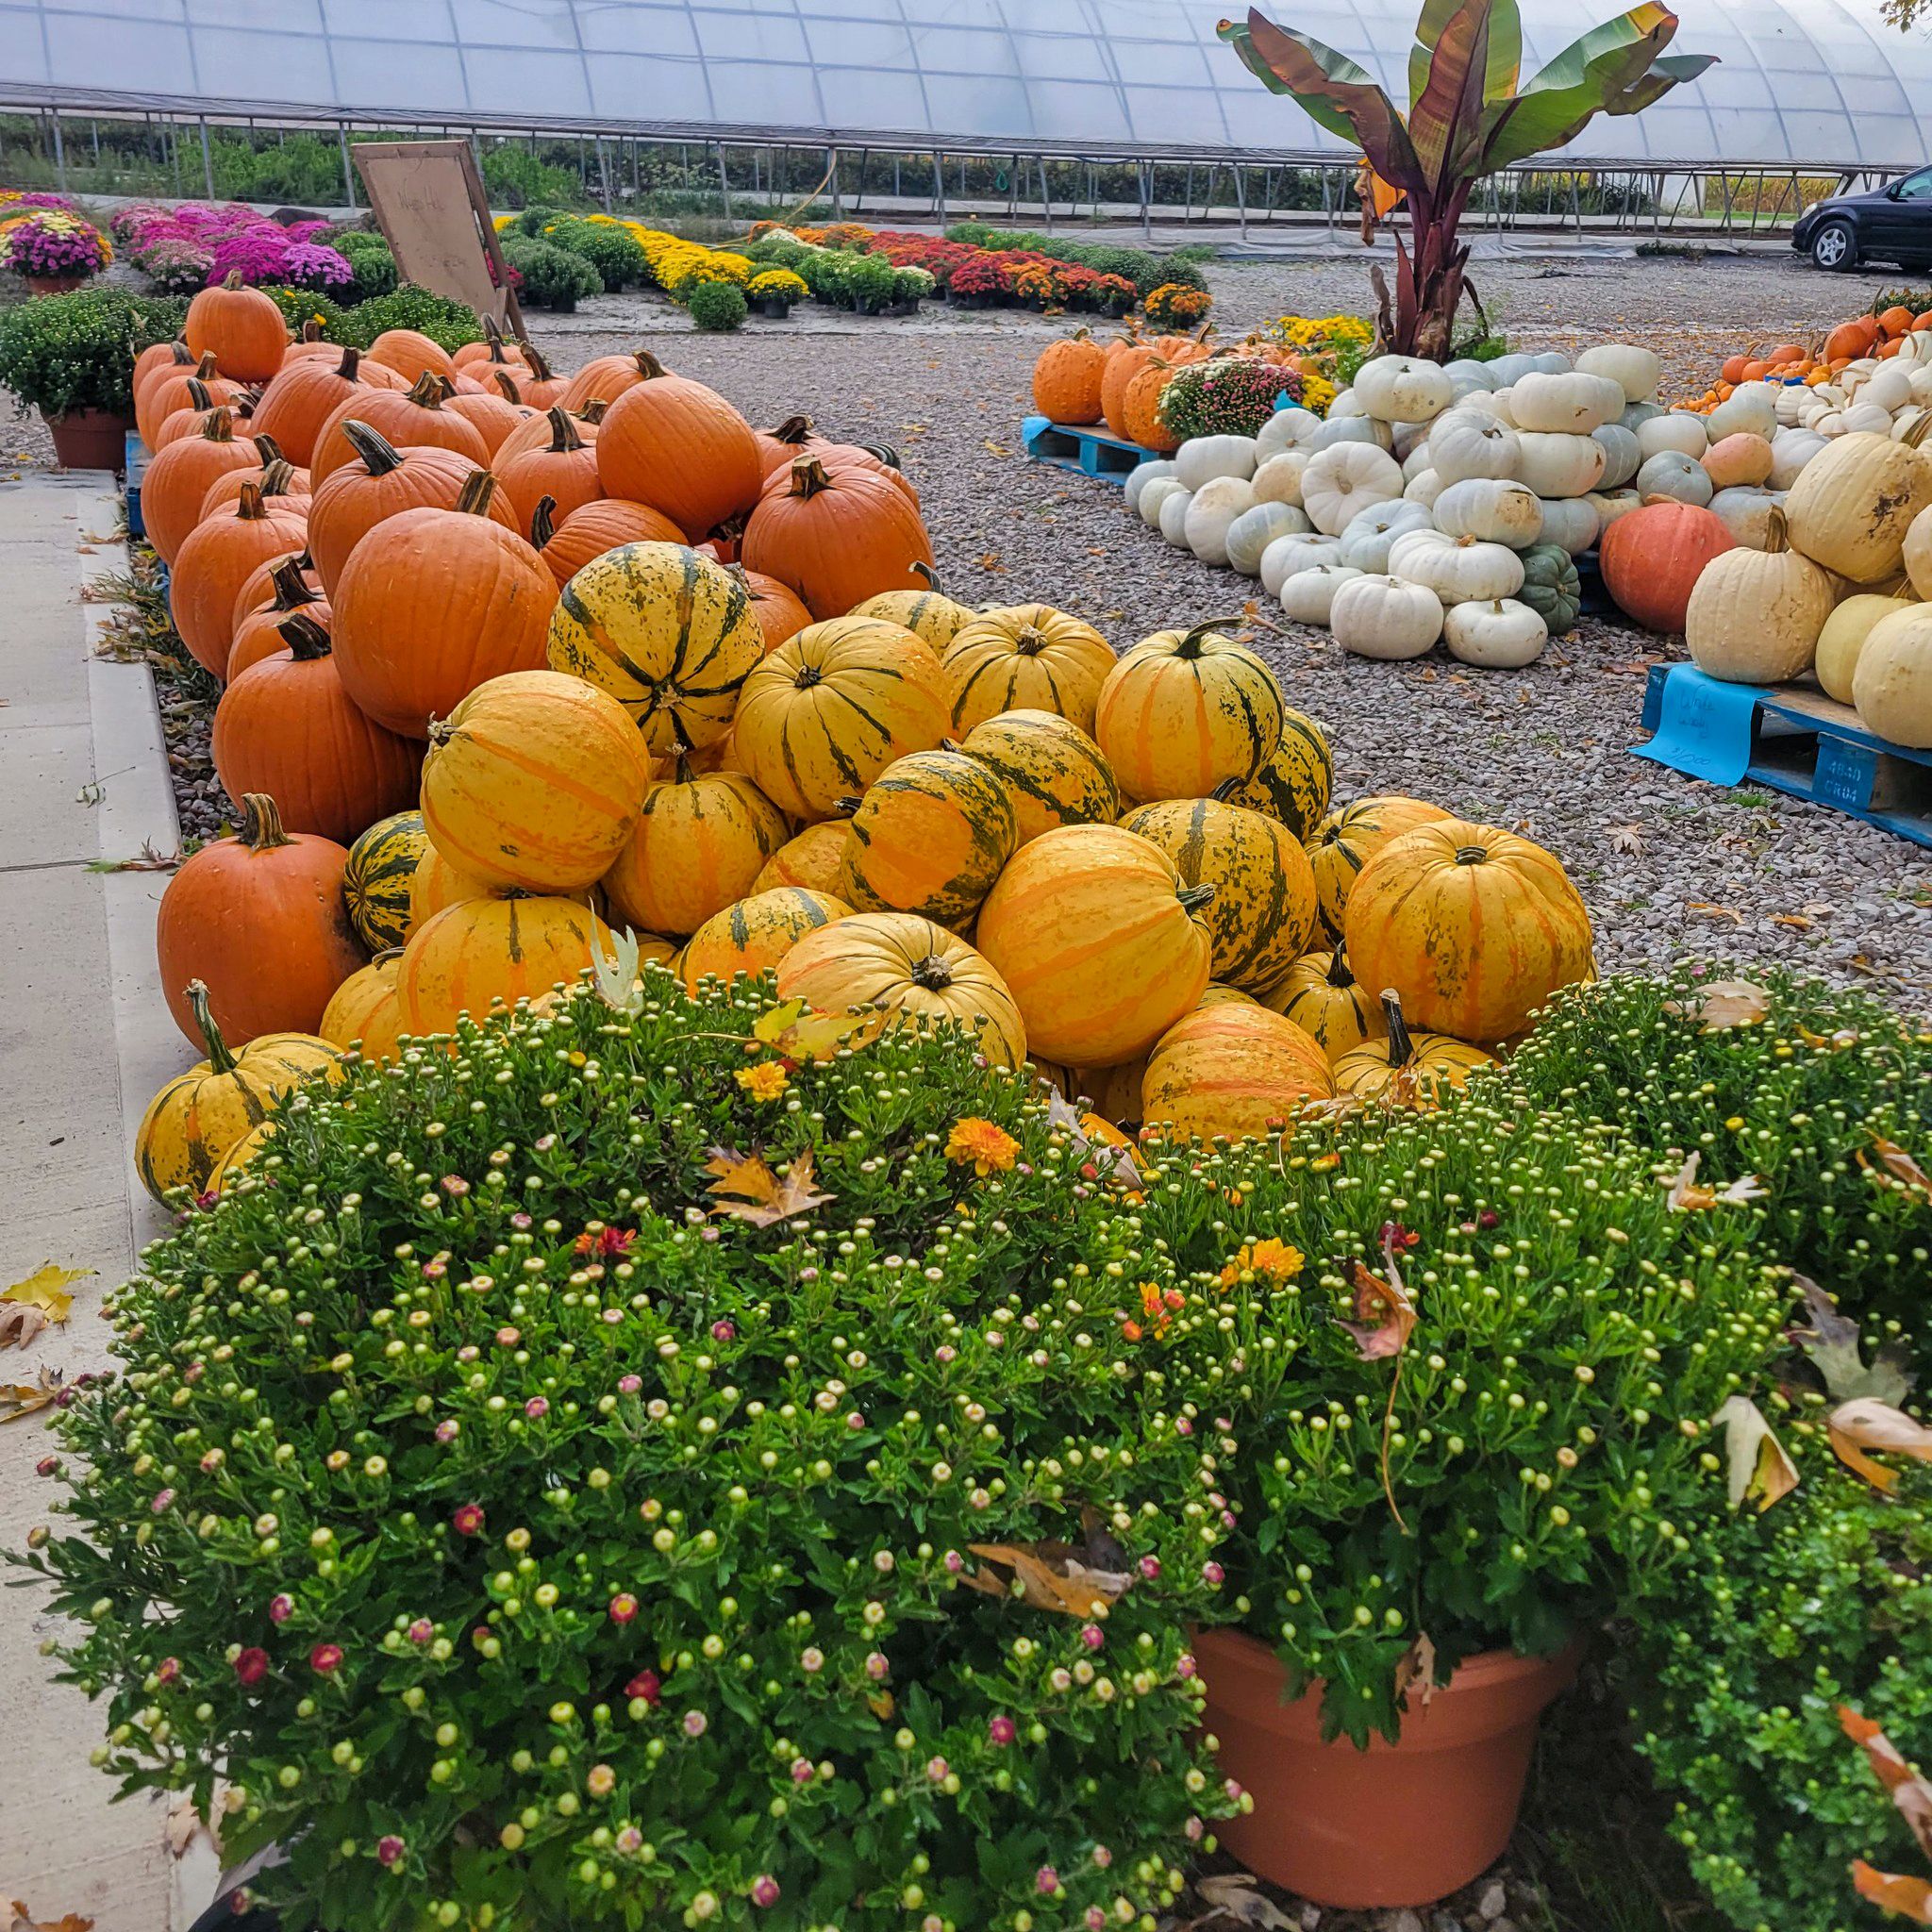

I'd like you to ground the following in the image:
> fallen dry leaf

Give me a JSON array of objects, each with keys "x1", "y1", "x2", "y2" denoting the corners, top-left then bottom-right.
[
  {"x1": 1393, "y1": 1630, "x2": 1440, "y2": 1708},
  {"x1": 751, "y1": 997, "x2": 884, "y2": 1064},
  {"x1": 1861, "y1": 1137, "x2": 1932, "y2": 1202},
  {"x1": 1771, "y1": 912, "x2": 1814, "y2": 931},
  {"x1": 1664, "y1": 1151, "x2": 1766, "y2": 1210},
  {"x1": 1714, "y1": 1394, "x2": 1800, "y2": 1512},
  {"x1": 3, "y1": 1261, "x2": 89, "y2": 1324},
  {"x1": 1843, "y1": 1707, "x2": 1932, "y2": 1919},
  {"x1": 1664, "y1": 978, "x2": 1770, "y2": 1030},
  {"x1": 0, "y1": 1369, "x2": 64, "y2": 1424},
  {"x1": 0, "y1": 1305, "x2": 48, "y2": 1352},
  {"x1": 1829, "y1": 1397, "x2": 1932, "y2": 1494},
  {"x1": 982, "y1": 440, "x2": 1011, "y2": 458},
  {"x1": 164, "y1": 1789, "x2": 223, "y2": 1859},
  {"x1": 1851, "y1": 1862, "x2": 1932, "y2": 1923},
  {"x1": 1791, "y1": 1274, "x2": 1913, "y2": 1407},
  {"x1": 6, "y1": 1906, "x2": 94, "y2": 1932},
  {"x1": 1335, "y1": 1250, "x2": 1416, "y2": 1361},
  {"x1": 703, "y1": 1148, "x2": 835, "y2": 1228},
  {"x1": 1191, "y1": 1874, "x2": 1294, "y2": 1929},
  {"x1": 958, "y1": 1540, "x2": 1130, "y2": 1619},
  {"x1": 1607, "y1": 824, "x2": 1645, "y2": 854},
  {"x1": 1686, "y1": 901, "x2": 1743, "y2": 924}
]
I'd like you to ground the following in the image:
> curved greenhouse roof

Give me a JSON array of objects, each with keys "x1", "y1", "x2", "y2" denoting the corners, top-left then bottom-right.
[{"x1": 4, "y1": 0, "x2": 1930, "y2": 168}]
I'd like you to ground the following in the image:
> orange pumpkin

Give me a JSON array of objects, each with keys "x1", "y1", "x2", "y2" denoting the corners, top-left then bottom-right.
[
  {"x1": 680, "y1": 886, "x2": 851, "y2": 991},
  {"x1": 185, "y1": 274, "x2": 290, "y2": 383},
  {"x1": 441, "y1": 371, "x2": 535, "y2": 457},
  {"x1": 151, "y1": 378, "x2": 246, "y2": 450},
  {"x1": 1140, "y1": 1001, "x2": 1334, "y2": 1141},
  {"x1": 247, "y1": 343, "x2": 407, "y2": 466},
  {"x1": 514, "y1": 343, "x2": 573, "y2": 410},
  {"x1": 308, "y1": 373, "x2": 490, "y2": 486},
  {"x1": 1600, "y1": 500, "x2": 1735, "y2": 633},
  {"x1": 531, "y1": 494, "x2": 686, "y2": 588},
  {"x1": 741, "y1": 454, "x2": 937, "y2": 620},
  {"x1": 728, "y1": 563, "x2": 814, "y2": 654},
  {"x1": 602, "y1": 764, "x2": 791, "y2": 939},
  {"x1": 168, "y1": 483, "x2": 311, "y2": 679},
  {"x1": 561, "y1": 349, "x2": 659, "y2": 414},
  {"x1": 397, "y1": 894, "x2": 611, "y2": 1037},
  {"x1": 1032, "y1": 328, "x2": 1109, "y2": 425},
  {"x1": 364, "y1": 327, "x2": 459, "y2": 388},
  {"x1": 197, "y1": 447, "x2": 310, "y2": 525},
  {"x1": 1121, "y1": 358, "x2": 1182, "y2": 454},
  {"x1": 229, "y1": 558, "x2": 332, "y2": 683},
  {"x1": 494, "y1": 405, "x2": 603, "y2": 537},
  {"x1": 231, "y1": 547, "x2": 317, "y2": 642},
  {"x1": 141, "y1": 409, "x2": 263, "y2": 565},
  {"x1": 137, "y1": 352, "x2": 232, "y2": 449},
  {"x1": 1824, "y1": 316, "x2": 1880, "y2": 362},
  {"x1": 594, "y1": 355, "x2": 763, "y2": 541}
]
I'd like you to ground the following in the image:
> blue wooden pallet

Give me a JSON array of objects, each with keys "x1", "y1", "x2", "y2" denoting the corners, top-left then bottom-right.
[
  {"x1": 125, "y1": 430, "x2": 150, "y2": 541},
  {"x1": 1022, "y1": 413, "x2": 1153, "y2": 480},
  {"x1": 1635, "y1": 661, "x2": 1932, "y2": 849}
]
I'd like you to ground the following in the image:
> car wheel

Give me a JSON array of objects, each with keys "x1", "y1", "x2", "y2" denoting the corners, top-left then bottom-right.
[{"x1": 1811, "y1": 220, "x2": 1857, "y2": 271}]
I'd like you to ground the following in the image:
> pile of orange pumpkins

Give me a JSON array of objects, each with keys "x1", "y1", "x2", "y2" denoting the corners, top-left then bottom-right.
[{"x1": 131, "y1": 276, "x2": 1598, "y2": 1205}]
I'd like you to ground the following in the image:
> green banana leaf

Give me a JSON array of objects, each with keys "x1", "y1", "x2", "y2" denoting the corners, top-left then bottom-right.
[
  {"x1": 1219, "y1": 9, "x2": 1426, "y2": 189},
  {"x1": 1408, "y1": 0, "x2": 1521, "y2": 111},
  {"x1": 1407, "y1": 0, "x2": 1497, "y2": 189}
]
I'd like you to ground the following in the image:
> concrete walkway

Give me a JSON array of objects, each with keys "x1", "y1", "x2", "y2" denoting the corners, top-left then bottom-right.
[{"x1": 0, "y1": 470, "x2": 197, "y2": 1925}]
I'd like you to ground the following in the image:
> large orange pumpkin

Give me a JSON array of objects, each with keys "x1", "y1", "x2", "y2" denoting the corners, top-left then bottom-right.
[
  {"x1": 150, "y1": 377, "x2": 246, "y2": 451},
  {"x1": 1140, "y1": 1002, "x2": 1334, "y2": 1141},
  {"x1": 1344, "y1": 818, "x2": 1596, "y2": 1042},
  {"x1": 561, "y1": 349, "x2": 658, "y2": 414},
  {"x1": 1032, "y1": 327, "x2": 1108, "y2": 425},
  {"x1": 740, "y1": 454, "x2": 937, "y2": 620},
  {"x1": 729, "y1": 564, "x2": 814, "y2": 655},
  {"x1": 419, "y1": 670, "x2": 653, "y2": 893},
  {"x1": 132, "y1": 339, "x2": 194, "y2": 420},
  {"x1": 1121, "y1": 358, "x2": 1183, "y2": 454},
  {"x1": 940, "y1": 605, "x2": 1117, "y2": 735},
  {"x1": 531, "y1": 495, "x2": 685, "y2": 588},
  {"x1": 155, "y1": 793, "x2": 364, "y2": 1045},
  {"x1": 228, "y1": 557, "x2": 331, "y2": 682},
  {"x1": 397, "y1": 894, "x2": 611, "y2": 1037},
  {"x1": 169, "y1": 483, "x2": 311, "y2": 679},
  {"x1": 196, "y1": 450, "x2": 309, "y2": 526},
  {"x1": 441, "y1": 372, "x2": 535, "y2": 458},
  {"x1": 230, "y1": 547, "x2": 318, "y2": 643},
  {"x1": 247, "y1": 343, "x2": 406, "y2": 466},
  {"x1": 494, "y1": 405, "x2": 603, "y2": 537},
  {"x1": 603, "y1": 764, "x2": 791, "y2": 939},
  {"x1": 211, "y1": 614, "x2": 423, "y2": 844},
  {"x1": 365, "y1": 327, "x2": 459, "y2": 389},
  {"x1": 185, "y1": 273, "x2": 290, "y2": 383},
  {"x1": 137, "y1": 351, "x2": 230, "y2": 449},
  {"x1": 331, "y1": 471, "x2": 557, "y2": 739},
  {"x1": 594, "y1": 356, "x2": 763, "y2": 541},
  {"x1": 1599, "y1": 500, "x2": 1735, "y2": 633},
  {"x1": 680, "y1": 886, "x2": 851, "y2": 991},
  {"x1": 974, "y1": 824, "x2": 1214, "y2": 1066},
  {"x1": 141, "y1": 409, "x2": 263, "y2": 565},
  {"x1": 308, "y1": 373, "x2": 490, "y2": 486}
]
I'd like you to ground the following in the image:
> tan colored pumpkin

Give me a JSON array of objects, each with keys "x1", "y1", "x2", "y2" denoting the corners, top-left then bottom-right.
[
  {"x1": 1332, "y1": 990, "x2": 1496, "y2": 1108},
  {"x1": 1784, "y1": 419, "x2": 1932, "y2": 583},
  {"x1": 1685, "y1": 508, "x2": 1834, "y2": 684},
  {"x1": 1258, "y1": 945, "x2": 1385, "y2": 1063}
]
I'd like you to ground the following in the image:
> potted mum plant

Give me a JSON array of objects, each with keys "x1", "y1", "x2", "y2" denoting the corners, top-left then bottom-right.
[
  {"x1": 747, "y1": 266, "x2": 807, "y2": 318},
  {"x1": 0, "y1": 287, "x2": 182, "y2": 470},
  {"x1": 4, "y1": 209, "x2": 111, "y2": 295}
]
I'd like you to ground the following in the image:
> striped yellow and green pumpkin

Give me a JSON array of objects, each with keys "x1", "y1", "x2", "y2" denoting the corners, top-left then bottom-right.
[
  {"x1": 397, "y1": 894, "x2": 612, "y2": 1037},
  {"x1": 1223, "y1": 708, "x2": 1334, "y2": 843},
  {"x1": 958, "y1": 708, "x2": 1118, "y2": 846},
  {"x1": 776, "y1": 911, "x2": 1026, "y2": 1069},
  {"x1": 848, "y1": 564, "x2": 974, "y2": 654},
  {"x1": 319, "y1": 950, "x2": 404, "y2": 1061},
  {"x1": 1307, "y1": 795, "x2": 1454, "y2": 941},
  {"x1": 208, "y1": 1117, "x2": 276, "y2": 1195},
  {"x1": 1092, "y1": 619, "x2": 1285, "y2": 804},
  {"x1": 752, "y1": 821, "x2": 851, "y2": 898},
  {"x1": 1259, "y1": 946, "x2": 1384, "y2": 1064},
  {"x1": 1141, "y1": 1001, "x2": 1334, "y2": 1143},
  {"x1": 839, "y1": 749, "x2": 1018, "y2": 925},
  {"x1": 134, "y1": 980, "x2": 341, "y2": 1204},
  {"x1": 603, "y1": 765, "x2": 791, "y2": 940},
  {"x1": 939, "y1": 604, "x2": 1117, "y2": 736},
  {"x1": 546, "y1": 540, "x2": 763, "y2": 757},
  {"x1": 1120, "y1": 794, "x2": 1317, "y2": 992},
  {"x1": 681, "y1": 887, "x2": 852, "y2": 991},
  {"x1": 733, "y1": 615, "x2": 949, "y2": 823},
  {"x1": 1333, "y1": 991, "x2": 1496, "y2": 1108},
  {"x1": 342, "y1": 809, "x2": 427, "y2": 952}
]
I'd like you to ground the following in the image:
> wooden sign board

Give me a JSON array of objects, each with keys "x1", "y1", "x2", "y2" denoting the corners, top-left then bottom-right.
[{"x1": 351, "y1": 138, "x2": 523, "y2": 335}]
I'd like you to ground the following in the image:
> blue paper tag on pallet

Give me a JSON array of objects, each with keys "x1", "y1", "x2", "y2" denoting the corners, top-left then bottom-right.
[{"x1": 1630, "y1": 666, "x2": 1763, "y2": 787}]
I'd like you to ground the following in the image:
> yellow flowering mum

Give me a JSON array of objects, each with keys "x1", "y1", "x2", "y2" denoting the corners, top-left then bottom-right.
[
  {"x1": 1219, "y1": 1238, "x2": 1306, "y2": 1287},
  {"x1": 945, "y1": 1118, "x2": 1019, "y2": 1176},
  {"x1": 735, "y1": 1062, "x2": 790, "y2": 1103}
]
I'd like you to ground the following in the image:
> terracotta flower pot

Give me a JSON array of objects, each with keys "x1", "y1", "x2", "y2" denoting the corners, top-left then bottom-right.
[
  {"x1": 25, "y1": 273, "x2": 87, "y2": 296},
  {"x1": 1195, "y1": 1624, "x2": 1581, "y2": 1908},
  {"x1": 43, "y1": 407, "x2": 134, "y2": 472}
]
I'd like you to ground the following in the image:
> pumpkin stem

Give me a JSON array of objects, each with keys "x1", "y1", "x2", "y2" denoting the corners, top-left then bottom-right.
[
  {"x1": 833, "y1": 795, "x2": 863, "y2": 817},
  {"x1": 910, "y1": 559, "x2": 944, "y2": 594},
  {"x1": 771, "y1": 413, "x2": 815, "y2": 445},
  {"x1": 1453, "y1": 843, "x2": 1488, "y2": 866},
  {"x1": 258, "y1": 458, "x2": 299, "y2": 498},
  {"x1": 275, "y1": 611, "x2": 333, "y2": 661},
  {"x1": 455, "y1": 470, "x2": 504, "y2": 519},
  {"x1": 268, "y1": 557, "x2": 318, "y2": 611},
  {"x1": 530, "y1": 494, "x2": 558, "y2": 550},
  {"x1": 183, "y1": 979, "x2": 238, "y2": 1075},
  {"x1": 240, "y1": 793, "x2": 291, "y2": 851},
  {"x1": 194, "y1": 349, "x2": 220, "y2": 379},
  {"x1": 1175, "y1": 616, "x2": 1241, "y2": 658},
  {"x1": 794, "y1": 664, "x2": 824, "y2": 690},
  {"x1": 576, "y1": 397, "x2": 610, "y2": 425},
  {"x1": 789, "y1": 455, "x2": 833, "y2": 501},
  {"x1": 1326, "y1": 947, "x2": 1356, "y2": 990},
  {"x1": 909, "y1": 952, "x2": 956, "y2": 991},
  {"x1": 620, "y1": 349, "x2": 663, "y2": 382},
  {"x1": 233, "y1": 481, "x2": 268, "y2": 522},
  {"x1": 489, "y1": 369, "x2": 522, "y2": 404},
  {"x1": 1176, "y1": 882, "x2": 1218, "y2": 914},
  {"x1": 405, "y1": 370, "x2": 448, "y2": 409},
  {"x1": 1760, "y1": 506, "x2": 1790, "y2": 556},
  {"x1": 221, "y1": 270, "x2": 245, "y2": 291},
  {"x1": 333, "y1": 344, "x2": 361, "y2": 381},
  {"x1": 1379, "y1": 990, "x2": 1416, "y2": 1071},
  {"x1": 301, "y1": 319, "x2": 323, "y2": 343},
  {"x1": 1905, "y1": 412, "x2": 1932, "y2": 452},
  {"x1": 544, "y1": 404, "x2": 586, "y2": 453},
  {"x1": 522, "y1": 343, "x2": 557, "y2": 382},
  {"x1": 340, "y1": 418, "x2": 405, "y2": 476},
  {"x1": 249, "y1": 433, "x2": 286, "y2": 466},
  {"x1": 164, "y1": 340, "x2": 193, "y2": 369}
]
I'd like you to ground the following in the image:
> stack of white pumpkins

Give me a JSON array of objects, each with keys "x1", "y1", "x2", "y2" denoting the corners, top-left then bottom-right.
[{"x1": 1122, "y1": 340, "x2": 1847, "y2": 672}]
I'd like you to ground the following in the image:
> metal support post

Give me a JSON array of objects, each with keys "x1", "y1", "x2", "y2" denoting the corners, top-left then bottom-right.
[
  {"x1": 50, "y1": 115, "x2": 66, "y2": 192},
  {"x1": 716, "y1": 142, "x2": 731, "y2": 220},
  {"x1": 198, "y1": 115, "x2": 214, "y2": 197},
  {"x1": 1038, "y1": 155, "x2": 1052, "y2": 230},
  {"x1": 1234, "y1": 161, "x2": 1247, "y2": 241},
  {"x1": 340, "y1": 125, "x2": 357, "y2": 209},
  {"x1": 932, "y1": 150, "x2": 946, "y2": 225}
]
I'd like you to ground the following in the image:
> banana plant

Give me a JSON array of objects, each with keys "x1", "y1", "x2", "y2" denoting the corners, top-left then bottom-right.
[{"x1": 1219, "y1": 0, "x2": 1715, "y2": 358}]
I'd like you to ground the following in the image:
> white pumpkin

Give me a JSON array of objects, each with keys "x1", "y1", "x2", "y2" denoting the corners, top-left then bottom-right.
[
  {"x1": 1575, "y1": 343, "x2": 1660, "y2": 406},
  {"x1": 1892, "y1": 407, "x2": 1932, "y2": 444},
  {"x1": 1785, "y1": 425, "x2": 1932, "y2": 583},
  {"x1": 1441, "y1": 358, "x2": 1498, "y2": 393},
  {"x1": 1443, "y1": 597, "x2": 1549, "y2": 669},
  {"x1": 1225, "y1": 501, "x2": 1312, "y2": 576},
  {"x1": 1707, "y1": 384, "x2": 1777, "y2": 441},
  {"x1": 1816, "y1": 592, "x2": 1912, "y2": 703},
  {"x1": 1251, "y1": 450, "x2": 1309, "y2": 508},
  {"x1": 1259, "y1": 532, "x2": 1341, "y2": 598},
  {"x1": 1307, "y1": 413, "x2": 1393, "y2": 454},
  {"x1": 1637, "y1": 413, "x2": 1709, "y2": 461},
  {"x1": 1429, "y1": 409, "x2": 1522, "y2": 485},
  {"x1": 1841, "y1": 402, "x2": 1896, "y2": 437},
  {"x1": 1635, "y1": 450, "x2": 1715, "y2": 507},
  {"x1": 1488, "y1": 352, "x2": 1565, "y2": 387},
  {"x1": 1124, "y1": 458, "x2": 1176, "y2": 516},
  {"x1": 1256, "y1": 408, "x2": 1321, "y2": 459},
  {"x1": 1482, "y1": 388, "x2": 1521, "y2": 430},
  {"x1": 1515, "y1": 432, "x2": 1607, "y2": 500},
  {"x1": 1158, "y1": 487, "x2": 1194, "y2": 547},
  {"x1": 1388, "y1": 527, "x2": 1525, "y2": 605},
  {"x1": 1352, "y1": 355, "x2": 1454, "y2": 425},
  {"x1": 1860, "y1": 363, "x2": 1915, "y2": 414},
  {"x1": 1588, "y1": 489, "x2": 1643, "y2": 532},
  {"x1": 1904, "y1": 502, "x2": 1932, "y2": 599},
  {"x1": 1279, "y1": 562, "x2": 1365, "y2": 625},
  {"x1": 1174, "y1": 435, "x2": 1258, "y2": 491},
  {"x1": 1621, "y1": 401, "x2": 1665, "y2": 433},
  {"x1": 1327, "y1": 387, "x2": 1365, "y2": 419},
  {"x1": 1138, "y1": 475, "x2": 1187, "y2": 529},
  {"x1": 1401, "y1": 441, "x2": 1435, "y2": 483},
  {"x1": 1182, "y1": 476, "x2": 1257, "y2": 567},
  {"x1": 1301, "y1": 441, "x2": 1406, "y2": 536},
  {"x1": 1852, "y1": 605, "x2": 1932, "y2": 744},
  {"x1": 1591, "y1": 423, "x2": 1641, "y2": 490},
  {"x1": 1685, "y1": 508, "x2": 1834, "y2": 684},
  {"x1": 1774, "y1": 386, "x2": 1811, "y2": 429},
  {"x1": 1329, "y1": 573, "x2": 1445, "y2": 660},
  {"x1": 1391, "y1": 419, "x2": 1433, "y2": 463},
  {"x1": 1432, "y1": 476, "x2": 1543, "y2": 548},
  {"x1": 1404, "y1": 467, "x2": 1446, "y2": 509},
  {"x1": 1508, "y1": 370, "x2": 1624, "y2": 435},
  {"x1": 1336, "y1": 498, "x2": 1434, "y2": 573},
  {"x1": 1535, "y1": 495, "x2": 1600, "y2": 555},
  {"x1": 1768, "y1": 429, "x2": 1827, "y2": 491},
  {"x1": 1707, "y1": 486, "x2": 1788, "y2": 552}
]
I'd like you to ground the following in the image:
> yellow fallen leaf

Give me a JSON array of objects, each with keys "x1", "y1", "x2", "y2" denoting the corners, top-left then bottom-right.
[
  {"x1": 1686, "y1": 901, "x2": 1743, "y2": 924},
  {"x1": 1714, "y1": 1394, "x2": 1799, "y2": 1512},
  {"x1": 1664, "y1": 979, "x2": 1770, "y2": 1030},
  {"x1": 982, "y1": 441, "x2": 1012, "y2": 458},
  {"x1": 2, "y1": 1261, "x2": 90, "y2": 1324}
]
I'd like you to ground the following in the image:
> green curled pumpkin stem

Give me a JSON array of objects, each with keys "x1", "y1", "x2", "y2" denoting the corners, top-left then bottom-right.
[
  {"x1": 1175, "y1": 616, "x2": 1244, "y2": 657},
  {"x1": 1176, "y1": 882, "x2": 1217, "y2": 913},
  {"x1": 240, "y1": 793, "x2": 291, "y2": 851},
  {"x1": 183, "y1": 979, "x2": 238, "y2": 1075}
]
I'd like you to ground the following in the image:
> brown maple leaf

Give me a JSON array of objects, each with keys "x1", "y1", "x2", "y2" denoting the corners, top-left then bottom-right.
[
  {"x1": 1393, "y1": 1630, "x2": 1440, "y2": 1709},
  {"x1": 703, "y1": 1148, "x2": 835, "y2": 1228},
  {"x1": 0, "y1": 1304, "x2": 48, "y2": 1352},
  {"x1": 958, "y1": 1541, "x2": 1130, "y2": 1619},
  {"x1": 1860, "y1": 1137, "x2": 1932, "y2": 1202},
  {"x1": 0, "y1": 1369, "x2": 64, "y2": 1424},
  {"x1": 1335, "y1": 1250, "x2": 1416, "y2": 1361}
]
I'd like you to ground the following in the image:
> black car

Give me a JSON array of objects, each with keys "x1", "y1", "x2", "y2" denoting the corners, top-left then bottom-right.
[{"x1": 1793, "y1": 165, "x2": 1932, "y2": 271}]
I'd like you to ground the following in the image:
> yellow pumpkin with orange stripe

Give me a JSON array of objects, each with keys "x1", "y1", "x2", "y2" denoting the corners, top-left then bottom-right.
[
  {"x1": 975, "y1": 824, "x2": 1213, "y2": 1068},
  {"x1": 546, "y1": 541, "x2": 763, "y2": 756},
  {"x1": 733, "y1": 615, "x2": 948, "y2": 822},
  {"x1": 839, "y1": 749, "x2": 1018, "y2": 924},
  {"x1": 848, "y1": 564, "x2": 974, "y2": 653},
  {"x1": 1333, "y1": 991, "x2": 1496, "y2": 1108},
  {"x1": 421, "y1": 671, "x2": 653, "y2": 893},
  {"x1": 681, "y1": 887, "x2": 852, "y2": 991},
  {"x1": 939, "y1": 604, "x2": 1117, "y2": 735},
  {"x1": 753, "y1": 822, "x2": 851, "y2": 897},
  {"x1": 1259, "y1": 946, "x2": 1383, "y2": 1064},
  {"x1": 408, "y1": 838, "x2": 500, "y2": 931},
  {"x1": 319, "y1": 950, "x2": 404, "y2": 1060},
  {"x1": 602, "y1": 765, "x2": 791, "y2": 939},
  {"x1": 1119, "y1": 794, "x2": 1317, "y2": 991},
  {"x1": 1223, "y1": 708, "x2": 1334, "y2": 842},
  {"x1": 776, "y1": 911, "x2": 1026, "y2": 1068},
  {"x1": 1093, "y1": 619, "x2": 1285, "y2": 803},
  {"x1": 958, "y1": 708, "x2": 1118, "y2": 846},
  {"x1": 1307, "y1": 795, "x2": 1453, "y2": 941},
  {"x1": 208, "y1": 1118, "x2": 277, "y2": 1195},
  {"x1": 1141, "y1": 1001, "x2": 1334, "y2": 1142},
  {"x1": 397, "y1": 894, "x2": 611, "y2": 1036}
]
